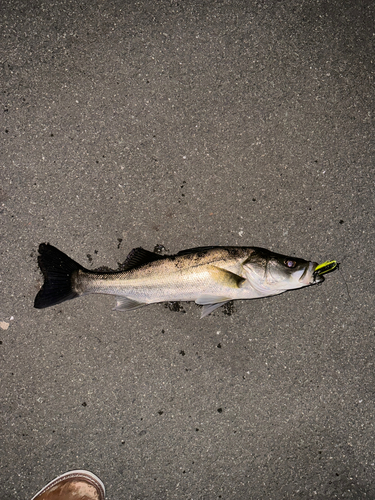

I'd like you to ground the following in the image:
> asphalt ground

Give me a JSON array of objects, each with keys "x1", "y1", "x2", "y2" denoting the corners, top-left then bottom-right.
[{"x1": 1, "y1": 1, "x2": 374, "y2": 498}]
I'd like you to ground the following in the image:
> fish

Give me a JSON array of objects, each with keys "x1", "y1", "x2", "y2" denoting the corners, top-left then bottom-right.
[{"x1": 34, "y1": 243, "x2": 327, "y2": 318}]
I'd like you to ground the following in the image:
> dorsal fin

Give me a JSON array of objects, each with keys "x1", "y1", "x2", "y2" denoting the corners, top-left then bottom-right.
[{"x1": 121, "y1": 247, "x2": 165, "y2": 270}]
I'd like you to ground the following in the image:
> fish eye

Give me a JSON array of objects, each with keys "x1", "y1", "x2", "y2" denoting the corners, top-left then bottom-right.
[{"x1": 284, "y1": 259, "x2": 296, "y2": 268}]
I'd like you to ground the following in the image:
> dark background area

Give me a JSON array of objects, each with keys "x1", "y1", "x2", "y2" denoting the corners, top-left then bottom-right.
[{"x1": 1, "y1": 1, "x2": 374, "y2": 498}]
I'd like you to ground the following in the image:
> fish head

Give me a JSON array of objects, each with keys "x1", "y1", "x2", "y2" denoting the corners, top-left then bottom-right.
[{"x1": 243, "y1": 248, "x2": 323, "y2": 296}]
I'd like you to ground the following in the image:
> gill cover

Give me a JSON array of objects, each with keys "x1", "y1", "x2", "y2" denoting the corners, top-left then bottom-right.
[{"x1": 243, "y1": 248, "x2": 315, "y2": 294}]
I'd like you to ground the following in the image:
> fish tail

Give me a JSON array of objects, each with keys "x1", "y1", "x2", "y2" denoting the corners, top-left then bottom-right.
[{"x1": 34, "y1": 243, "x2": 85, "y2": 309}]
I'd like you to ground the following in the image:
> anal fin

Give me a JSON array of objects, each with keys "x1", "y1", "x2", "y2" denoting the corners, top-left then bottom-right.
[{"x1": 113, "y1": 296, "x2": 147, "y2": 311}]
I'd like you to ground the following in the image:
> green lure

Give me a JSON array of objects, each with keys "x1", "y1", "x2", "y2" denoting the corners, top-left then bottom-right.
[{"x1": 314, "y1": 260, "x2": 338, "y2": 276}]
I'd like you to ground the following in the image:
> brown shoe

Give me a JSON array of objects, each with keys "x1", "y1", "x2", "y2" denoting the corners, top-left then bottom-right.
[{"x1": 31, "y1": 470, "x2": 105, "y2": 500}]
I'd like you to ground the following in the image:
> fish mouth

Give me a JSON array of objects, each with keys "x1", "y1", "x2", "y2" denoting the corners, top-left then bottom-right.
[
  {"x1": 299, "y1": 262, "x2": 324, "y2": 285},
  {"x1": 312, "y1": 273, "x2": 325, "y2": 284},
  {"x1": 311, "y1": 262, "x2": 325, "y2": 284}
]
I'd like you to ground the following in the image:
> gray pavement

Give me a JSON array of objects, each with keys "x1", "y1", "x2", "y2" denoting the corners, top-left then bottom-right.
[{"x1": 1, "y1": 0, "x2": 374, "y2": 498}]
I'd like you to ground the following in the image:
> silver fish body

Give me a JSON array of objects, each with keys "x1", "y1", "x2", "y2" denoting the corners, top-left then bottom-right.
[{"x1": 34, "y1": 244, "x2": 323, "y2": 317}]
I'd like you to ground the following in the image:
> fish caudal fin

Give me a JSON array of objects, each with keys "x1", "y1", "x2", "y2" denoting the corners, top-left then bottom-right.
[{"x1": 34, "y1": 243, "x2": 84, "y2": 309}]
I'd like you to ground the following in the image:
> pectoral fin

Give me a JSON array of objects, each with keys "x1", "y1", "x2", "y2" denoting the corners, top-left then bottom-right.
[
  {"x1": 113, "y1": 296, "x2": 147, "y2": 311},
  {"x1": 208, "y1": 266, "x2": 246, "y2": 287}
]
